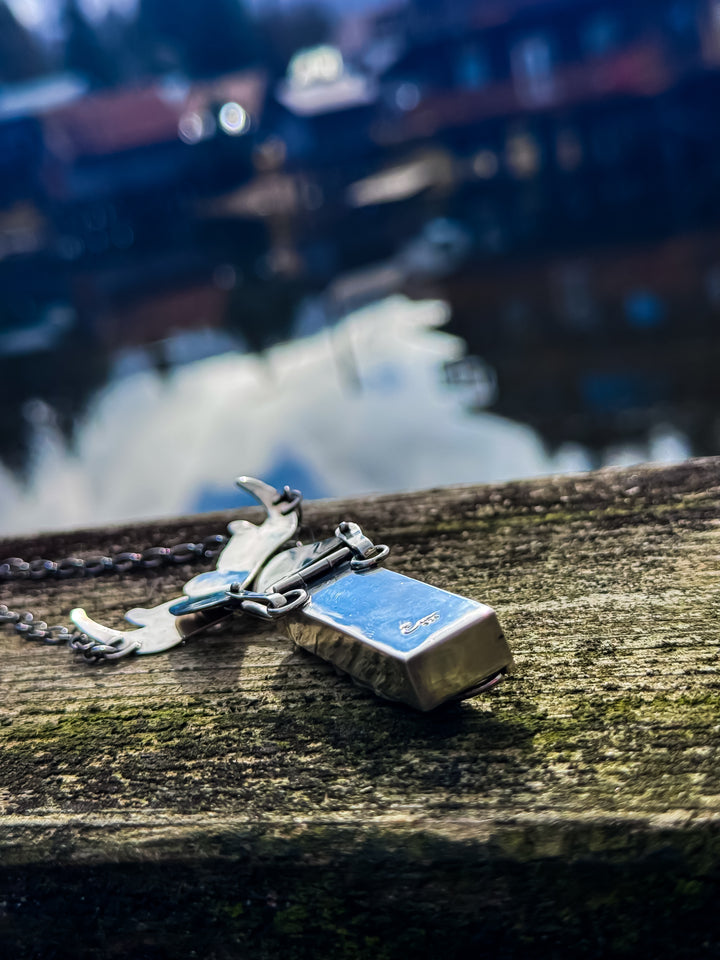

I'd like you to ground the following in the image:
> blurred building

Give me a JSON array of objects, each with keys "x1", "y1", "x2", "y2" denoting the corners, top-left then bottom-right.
[
  {"x1": 3, "y1": 0, "x2": 720, "y2": 471},
  {"x1": 40, "y1": 71, "x2": 267, "y2": 254},
  {"x1": 438, "y1": 230, "x2": 720, "y2": 456},
  {"x1": 347, "y1": 0, "x2": 720, "y2": 457},
  {"x1": 369, "y1": 0, "x2": 720, "y2": 245}
]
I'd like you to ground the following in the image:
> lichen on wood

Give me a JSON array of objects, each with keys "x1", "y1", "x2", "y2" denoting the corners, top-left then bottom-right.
[{"x1": 1, "y1": 459, "x2": 719, "y2": 957}]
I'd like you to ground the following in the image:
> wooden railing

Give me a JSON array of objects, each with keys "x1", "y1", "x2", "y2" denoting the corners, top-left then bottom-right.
[{"x1": 1, "y1": 458, "x2": 719, "y2": 957}]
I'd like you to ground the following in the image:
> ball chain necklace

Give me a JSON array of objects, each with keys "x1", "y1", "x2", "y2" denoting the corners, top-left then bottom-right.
[{"x1": 0, "y1": 476, "x2": 514, "y2": 711}]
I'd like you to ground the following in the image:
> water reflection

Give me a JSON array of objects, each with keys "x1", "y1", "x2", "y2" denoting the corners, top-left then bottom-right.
[
  {"x1": 1, "y1": 0, "x2": 720, "y2": 534},
  {"x1": 0, "y1": 295, "x2": 564, "y2": 535}
]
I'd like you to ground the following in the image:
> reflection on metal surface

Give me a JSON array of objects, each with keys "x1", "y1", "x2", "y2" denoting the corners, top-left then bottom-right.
[
  {"x1": 67, "y1": 473, "x2": 512, "y2": 708},
  {"x1": 183, "y1": 476, "x2": 301, "y2": 598},
  {"x1": 69, "y1": 473, "x2": 302, "y2": 658},
  {"x1": 250, "y1": 510, "x2": 513, "y2": 710},
  {"x1": 70, "y1": 599, "x2": 231, "y2": 657},
  {"x1": 399, "y1": 611, "x2": 440, "y2": 635},
  {"x1": 285, "y1": 565, "x2": 514, "y2": 712}
]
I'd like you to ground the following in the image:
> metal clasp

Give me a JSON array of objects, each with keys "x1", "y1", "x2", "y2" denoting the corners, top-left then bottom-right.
[
  {"x1": 336, "y1": 521, "x2": 390, "y2": 570},
  {"x1": 235, "y1": 587, "x2": 309, "y2": 621}
]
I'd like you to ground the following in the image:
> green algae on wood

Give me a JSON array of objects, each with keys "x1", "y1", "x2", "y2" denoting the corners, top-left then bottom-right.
[{"x1": 1, "y1": 458, "x2": 720, "y2": 957}]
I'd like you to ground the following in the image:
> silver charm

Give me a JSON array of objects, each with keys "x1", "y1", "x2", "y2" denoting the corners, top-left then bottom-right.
[
  {"x1": 70, "y1": 477, "x2": 514, "y2": 709},
  {"x1": 69, "y1": 600, "x2": 233, "y2": 658},
  {"x1": 253, "y1": 522, "x2": 513, "y2": 711},
  {"x1": 70, "y1": 476, "x2": 302, "y2": 658},
  {"x1": 182, "y1": 477, "x2": 301, "y2": 598}
]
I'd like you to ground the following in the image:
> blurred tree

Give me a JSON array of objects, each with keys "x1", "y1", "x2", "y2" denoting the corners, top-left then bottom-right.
[
  {"x1": 0, "y1": 2, "x2": 49, "y2": 83},
  {"x1": 257, "y1": 3, "x2": 334, "y2": 75},
  {"x1": 63, "y1": 0, "x2": 120, "y2": 87},
  {"x1": 136, "y1": 0, "x2": 259, "y2": 77}
]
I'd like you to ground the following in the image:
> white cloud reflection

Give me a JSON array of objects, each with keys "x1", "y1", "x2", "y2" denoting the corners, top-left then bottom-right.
[
  {"x1": 0, "y1": 295, "x2": 566, "y2": 536},
  {"x1": 7, "y1": 0, "x2": 49, "y2": 29},
  {"x1": 8, "y1": 0, "x2": 136, "y2": 33}
]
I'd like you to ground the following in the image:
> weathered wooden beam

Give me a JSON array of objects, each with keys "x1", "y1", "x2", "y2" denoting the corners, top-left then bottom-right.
[{"x1": 1, "y1": 459, "x2": 719, "y2": 957}]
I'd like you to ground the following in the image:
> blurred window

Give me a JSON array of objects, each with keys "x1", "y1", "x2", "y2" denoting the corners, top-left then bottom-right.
[
  {"x1": 581, "y1": 373, "x2": 663, "y2": 413},
  {"x1": 394, "y1": 82, "x2": 421, "y2": 111},
  {"x1": 556, "y1": 128, "x2": 583, "y2": 172},
  {"x1": 624, "y1": 290, "x2": 666, "y2": 329},
  {"x1": 506, "y1": 130, "x2": 541, "y2": 178},
  {"x1": 666, "y1": 0, "x2": 707, "y2": 56},
  {"x1": 705, "y1": 265, "x2": 720, "y2": 307},
  {"x1": 554, "y1": 264, "x2": 597, "y2": 331},
  {"x1": 591, "y1": 117, "x2": 624, "y2": 166},
  {"x1": 472, "y1": 149, "x2": 498, "y2": 179},
  {"x1": 454, "y1": 41, "x2": 490, "y2": 89},
  {"x1": 580, "y1": 12, "x2": 622, "y2": 57},
  {"x1": 666, "y1": 1, "x2": 701, "y2": 48},
  {"x1": 511, "y1": 34, "x2": 555, "y2": 105},
  {"x1": 288, "y1": 46, "x2": 344, "y2": 89},
  {"x1": 703, "y1": 0, "x2": 720, "y2": 64}
]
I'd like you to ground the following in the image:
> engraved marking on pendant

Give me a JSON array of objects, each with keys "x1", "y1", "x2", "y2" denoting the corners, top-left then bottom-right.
[{"x1": 399, "y1": 611, "x2": 440, "y2": 635}]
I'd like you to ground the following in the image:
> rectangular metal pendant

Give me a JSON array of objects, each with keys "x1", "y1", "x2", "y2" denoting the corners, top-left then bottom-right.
[
  {"x1": 63, "y1": 475, "x2": 515, "y2": 701},
  {"x1": 285, "y1": 566, "x2": 513, "y2": 711}
]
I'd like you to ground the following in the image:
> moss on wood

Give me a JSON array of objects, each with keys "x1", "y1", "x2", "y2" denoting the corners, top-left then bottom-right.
[{"x1": 1, "y1": 458, "x2": 719, "y2": 955}]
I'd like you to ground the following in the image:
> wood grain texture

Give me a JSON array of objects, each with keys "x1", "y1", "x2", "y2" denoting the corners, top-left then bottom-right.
[{"x1": 1, "y1": 459, "x2": 719, "y2": 958}]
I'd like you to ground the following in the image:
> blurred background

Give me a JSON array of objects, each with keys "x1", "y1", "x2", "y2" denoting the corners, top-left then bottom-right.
[{"x1": 0, "y1": 0, "x2": 718, "y2": 534}]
